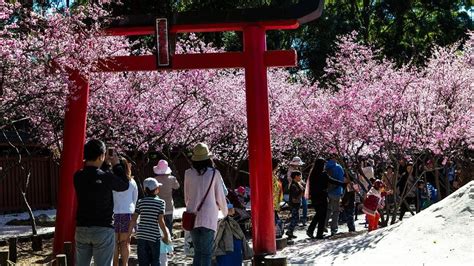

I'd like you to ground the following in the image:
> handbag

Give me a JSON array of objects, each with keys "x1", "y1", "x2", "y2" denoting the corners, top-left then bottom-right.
[{"x1": 182, "y1": 168, "x2": 216, "y2": 231}]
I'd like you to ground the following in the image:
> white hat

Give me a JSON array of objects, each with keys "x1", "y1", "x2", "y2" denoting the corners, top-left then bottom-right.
[
  {"x1": 289, "y1": 156, "x2": 305, "y2": 166},
  {"x1": 143, "y1": 177, "x2": 162, "y2": 190},
  {"x1": 153, "y1": 159, "x2": 172, "y2": 175}
]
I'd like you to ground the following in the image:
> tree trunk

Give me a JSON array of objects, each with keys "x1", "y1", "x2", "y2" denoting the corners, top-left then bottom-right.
[
  {"x1": 390, "y1": 162, "x2": 400, "y2": 224},
  {"x1": 434, "y1": 159, "x2": 442, "y2": 201},
  {"x1": 444, "y1": 164, "x2": 450, "y2": 196},
  {"x1": 21, "y1": 189, "x2": 38, "y2": 235}
]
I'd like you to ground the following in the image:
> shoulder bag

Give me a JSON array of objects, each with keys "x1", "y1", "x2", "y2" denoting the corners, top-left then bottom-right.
[{"x1": 182, "y1": 168, "x2": 216, "y2": 231}]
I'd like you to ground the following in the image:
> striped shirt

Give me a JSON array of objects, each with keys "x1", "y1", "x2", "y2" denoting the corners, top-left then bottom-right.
[{"x1": 135, "y1": 196, "x2": 165, "y2": 242}]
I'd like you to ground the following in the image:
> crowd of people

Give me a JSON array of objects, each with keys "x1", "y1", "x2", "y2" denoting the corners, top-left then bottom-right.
[
  {"x1": 73, "y1": 139, "x2": 180, "y2": 266},
  {"x1": 72, "y1": 139, "x2": 460, "y2": 266},
  {"x1": 270, "y1": 154, "x2": 460, "y2": 241}
]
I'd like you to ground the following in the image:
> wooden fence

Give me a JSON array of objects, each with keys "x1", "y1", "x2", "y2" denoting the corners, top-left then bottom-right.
[
  {"x1": 0, "y1": 157, "x2": 60, "y2": 213},
  {"x1": 0, "y1": 153, "x2": 242, "y2": 213}
]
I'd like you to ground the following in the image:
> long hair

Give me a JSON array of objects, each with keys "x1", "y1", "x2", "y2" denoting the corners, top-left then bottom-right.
[
  {"x1": 120, "y1": 157, "x2": 132, "y2": 179},
  {"x1": 309, "y1": 158, "x2": 326, "y2": 185},
  {"x1": 192, "y1": 159, "x2": 214, "y2": 175}
]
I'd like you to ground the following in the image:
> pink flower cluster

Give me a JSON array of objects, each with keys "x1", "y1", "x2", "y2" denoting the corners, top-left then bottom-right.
[{"x1": 1, "y1": 3, "x2": 472, "y2": 163}]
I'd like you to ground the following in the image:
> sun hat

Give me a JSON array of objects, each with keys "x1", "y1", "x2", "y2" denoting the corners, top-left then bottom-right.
[
  {"x1": 153, "y1": 159, "x2": 172, "y2": 175},
  {"x1": 191, "y1": 143, "x2": 212, "y2": 161},
  {"x1": 289, "y1": 156, "x2": 305, "y2": 166},
  {"x1": 143, "y1": 177, "x2": 162, "y2": 191}
]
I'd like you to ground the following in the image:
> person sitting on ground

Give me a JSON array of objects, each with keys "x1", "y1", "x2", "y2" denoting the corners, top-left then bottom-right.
[
  {"x1": 362, "y1": 180, "x2": 387, "y2": 232},
  {"x1": 74, "y1": 140, "x2": 130, "y2": 266},
  {"x1": 153, "y1": 159, "x2": 180, "y2": 237},
  {"x1": 128, "y1": 178, "x2": 171, "y2": 266},
  {"x1": 235, "y1": 186, "x2": 249, "y2": 206},
  {"x1": 286, "y1": 171, "x2": 304, "y2": 239},
  {"x1": 113, "y1": 157, "x2": 138, "y2": 266}
]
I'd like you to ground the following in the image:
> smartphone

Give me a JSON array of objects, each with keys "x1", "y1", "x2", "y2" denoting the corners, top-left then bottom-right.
[{"x1": 108, "y1": 147, "x2": 114, "y2": 157}]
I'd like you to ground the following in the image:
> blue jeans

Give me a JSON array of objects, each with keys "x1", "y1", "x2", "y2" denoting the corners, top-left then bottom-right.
[
  {"x1": 343, "y1": 202, "x2": 356, "y2": 232},
  {"x1": 301, "y1": 197, "x2": 308, "y2": 224},
  {"x1": 190, "y1": 227, "x2": 215, "y2": 266},
  {"x1": 75, "y1": 226, "x2": 115, "y2": 266},
  {"x1": 288, "y1": 205, "x2": 300, "y2": 233},
  {"x1": 137, "y1": 239, "x2": 161, "y2": 266}
]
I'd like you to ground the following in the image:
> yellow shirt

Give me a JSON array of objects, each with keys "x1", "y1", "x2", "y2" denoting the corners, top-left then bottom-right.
[{"x1": 272, "y1": 174, "x2": 283, "y2": 211}]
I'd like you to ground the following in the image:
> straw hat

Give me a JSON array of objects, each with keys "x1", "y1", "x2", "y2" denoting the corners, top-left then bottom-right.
[{"x1": 191, "y1": 143, "x2": 212, "y2": 161}]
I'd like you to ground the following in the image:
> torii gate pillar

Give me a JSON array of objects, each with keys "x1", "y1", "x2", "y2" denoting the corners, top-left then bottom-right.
[{"x1": 243, "y1": 25, "x2": 276, "y2": 254}]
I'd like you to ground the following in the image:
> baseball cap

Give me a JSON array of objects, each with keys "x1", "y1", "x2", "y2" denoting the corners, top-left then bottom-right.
[{"x1": 143, "y1": 178, "x2": 162, "y2": 190}]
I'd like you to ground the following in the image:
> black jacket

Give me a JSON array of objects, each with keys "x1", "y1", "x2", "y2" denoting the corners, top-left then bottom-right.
[
  {"x1": 74, "y1": 164, "x2": 129, "y2": 227},
  {"x1": 309, "y1": 171, "x2": 346, "y2": 205}
]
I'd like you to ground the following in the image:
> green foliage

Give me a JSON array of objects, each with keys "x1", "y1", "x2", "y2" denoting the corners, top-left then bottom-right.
[
  {"x1": 103, "y1": 1, "x2": 473, "y2": 82},
  {"x1": 286, "y1": 0, "x2": 472, "y2": 82}
]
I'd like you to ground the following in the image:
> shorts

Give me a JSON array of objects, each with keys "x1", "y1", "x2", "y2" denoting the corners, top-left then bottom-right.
[{"x1": 114, "y1": 213, "x2": 132, "y2": 233}]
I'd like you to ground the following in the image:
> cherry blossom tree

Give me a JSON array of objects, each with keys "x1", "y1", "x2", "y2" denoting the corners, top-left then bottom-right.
[{"x1": 2, "y1": 1, "x2": 472, "y2": 201}]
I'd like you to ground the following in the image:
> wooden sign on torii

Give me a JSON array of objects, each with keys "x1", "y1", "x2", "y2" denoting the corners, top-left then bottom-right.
[{"x1": 53, "y1": 0, "x2": 325, "y2": 258}]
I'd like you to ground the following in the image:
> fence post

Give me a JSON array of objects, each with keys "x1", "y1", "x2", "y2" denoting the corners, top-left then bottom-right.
[
  {"x1": 56, "y1": 254, "x2": 67, "y2": 266},
  {"x1": 32, "y1": 234, "x2": 43, "y2": 251},
  {"x1": 64, "y1": 241, "x2": 74, "y2": 266},
  {"x1": 0, "y1": 250, "x2": 9, "y2": 265},
  {"x1": 8, "y1": 237, "x2": 17, "y2": 263}
]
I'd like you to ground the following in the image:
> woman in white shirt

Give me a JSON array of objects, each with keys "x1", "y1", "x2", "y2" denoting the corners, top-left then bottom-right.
[
  {"x1": 113, "y1": 157, "x2": 138, "y2": 266},
  {"x1": 184, "y1": 143, "x2": 228, "y2": 266}
]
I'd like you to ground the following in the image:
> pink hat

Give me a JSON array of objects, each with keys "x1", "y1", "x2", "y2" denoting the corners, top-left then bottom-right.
[
  {"x1": 236, "y1": 186, "x2": 246, "y2": 195},
  {"x1": 153, "y1": 160, "x2": 172, "y2": 175}
]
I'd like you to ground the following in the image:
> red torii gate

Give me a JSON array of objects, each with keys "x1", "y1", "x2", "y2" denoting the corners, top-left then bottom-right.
[{"x1": 53, "y1": 0, "x2": 325, "y2": 258}]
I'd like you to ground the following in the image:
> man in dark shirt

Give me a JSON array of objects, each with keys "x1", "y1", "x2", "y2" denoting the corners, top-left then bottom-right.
[{"x1": 74, "y1": 139, "x2": 129, "y2": 266}]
